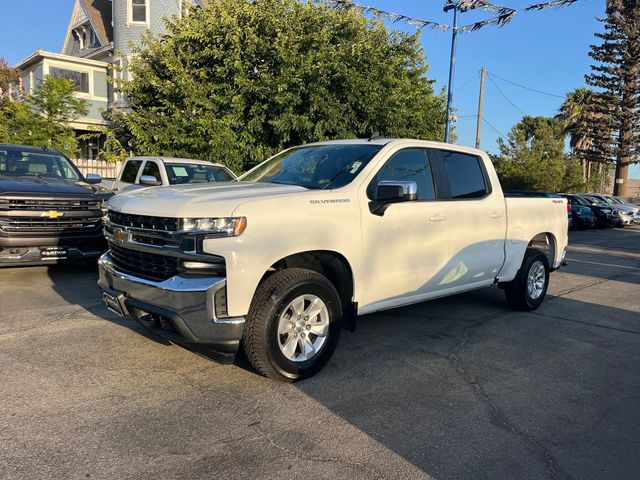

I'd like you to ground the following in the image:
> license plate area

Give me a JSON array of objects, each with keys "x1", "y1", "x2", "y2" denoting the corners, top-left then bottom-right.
[
  {"x1": 102, "y1": 292, "x2": 125, "y2": 317},
  {"x1": 40, "y1": 247, "x2": 67, "y2": 260}
]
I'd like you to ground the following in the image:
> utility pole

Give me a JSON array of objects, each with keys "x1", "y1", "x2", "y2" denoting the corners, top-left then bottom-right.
[
  {"x1": 475, "y1": 67, "x2": 486, "y2": 149},
  {"x1": 443, "y1": 1, "x2": 459, "y2": 144}
]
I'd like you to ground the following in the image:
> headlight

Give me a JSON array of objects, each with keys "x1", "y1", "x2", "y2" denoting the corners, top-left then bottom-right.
[
  {"x1": 600, "y1": 208, "x2": 611, "y2": 214},
  {"x1": 180, "y1": 217, "x2": 247, "y2": 237}
]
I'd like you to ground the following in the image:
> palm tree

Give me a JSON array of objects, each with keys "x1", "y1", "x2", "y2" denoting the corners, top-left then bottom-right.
[{"x1": 556, "y1": 87, "x2": 610, "y2": 185}]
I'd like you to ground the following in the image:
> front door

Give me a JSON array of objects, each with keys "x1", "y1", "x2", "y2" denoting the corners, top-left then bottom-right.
[{"x1": 358, "y1": 147, "x2": 451, "y2": 312}]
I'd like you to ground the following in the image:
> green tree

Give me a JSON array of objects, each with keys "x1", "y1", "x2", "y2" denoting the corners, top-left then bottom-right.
[
  {"x1": 586, "y1": 0, "x2": 640, "y2": 196},
  {"x1": 0, "y1": 77, "x2": 88, "y2": 157},
  {"x1": 112, "y1": 0, "x2": 446, "y2": 173},
  {"x1": 494, "y1": 116, "x2": 584, "y2": 192}
]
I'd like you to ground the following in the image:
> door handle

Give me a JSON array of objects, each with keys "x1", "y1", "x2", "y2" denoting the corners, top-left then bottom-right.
[
  {"x1": 429, "y1": 214, "x2": 448, "y2": 222},
  {"x1": 489, "y1": 212, "x2": 503, "y2": 219}
]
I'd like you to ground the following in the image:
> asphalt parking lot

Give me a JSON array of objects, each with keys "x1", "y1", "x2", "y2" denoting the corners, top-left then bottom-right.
[{"x1": 1, "y1": 226, "x2": 639, "y2": 480}]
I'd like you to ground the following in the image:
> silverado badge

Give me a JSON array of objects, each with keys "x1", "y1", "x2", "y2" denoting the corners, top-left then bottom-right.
[{"x1": 41, "y1": 211, "x2": 64, "y2": 219}]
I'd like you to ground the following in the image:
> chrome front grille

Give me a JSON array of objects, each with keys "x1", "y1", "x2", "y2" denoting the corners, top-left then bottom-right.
[
  {"x1": 0, "y1": 199, "x2": 100, "y2": 211},
  {"x1": 0, "y1": 217, "x2": 101, "y2": 233}
]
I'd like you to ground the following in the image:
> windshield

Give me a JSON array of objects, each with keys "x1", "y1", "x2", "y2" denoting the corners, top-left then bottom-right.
[
  {"x1": 165, "y1": 163, "x2": 235, "y2": 185},
  {"x1": 0, "y1": 149, "x2": 80, "y2": 181},
  {"x1": 241, "y1": 144, "x2": 383, "y2": 189}
]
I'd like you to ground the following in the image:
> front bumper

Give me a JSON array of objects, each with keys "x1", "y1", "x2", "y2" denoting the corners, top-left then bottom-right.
[
  {"x1": 97, "y1": 253, "x2": 245, "y2": 357},
  {"x1": 0, "y1": 234, "x2": 107, "y2": 266},
  {"x1": 573, "y1": 215, "x2": 596, "y2": 229}
]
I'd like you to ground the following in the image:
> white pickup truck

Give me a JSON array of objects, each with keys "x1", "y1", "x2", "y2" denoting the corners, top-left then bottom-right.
[
  {"x1": 110, "y1": 156, "x2": 236, "y2": 193},
  {"x1": 98, "y1": 139, "x2": 568, "y2": 381}
]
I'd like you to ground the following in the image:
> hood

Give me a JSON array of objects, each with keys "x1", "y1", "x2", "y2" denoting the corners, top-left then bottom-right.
[
  {"x1": 108, "y1": 181, "x2": 309, "y2": 217},
  {"x1": 0, "y1": 175, "x2": 110, "y2": 198}
]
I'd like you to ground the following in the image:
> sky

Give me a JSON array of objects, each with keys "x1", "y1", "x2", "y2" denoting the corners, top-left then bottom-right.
[{"x1": 4, "y1": 0, "x2": 633, "y2": 174}]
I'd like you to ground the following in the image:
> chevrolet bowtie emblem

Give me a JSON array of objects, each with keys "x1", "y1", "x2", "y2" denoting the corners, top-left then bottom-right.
[
  {"x1": 112, "y1": 227, "x2": 131, "y2": 243},
  {"x1": 42, "y1": 211, "x2": 64, "y2": 219}
]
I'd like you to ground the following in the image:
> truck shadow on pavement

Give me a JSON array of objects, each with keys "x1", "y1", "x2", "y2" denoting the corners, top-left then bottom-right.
[
  {"x1": 293, "y1": 286, "x2": 640, "y2": 479},
  {"x1": 39, "y1": 228, "x2": 640, "y2": 479}
]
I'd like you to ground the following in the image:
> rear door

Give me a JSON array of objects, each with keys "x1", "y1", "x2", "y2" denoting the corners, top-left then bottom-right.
[
  {"x1": 429, "y1": 148, "x2": 507, "y2": 289},
  {"x1": 112, "y1": 159, "x2": 143, "y2": 193}
]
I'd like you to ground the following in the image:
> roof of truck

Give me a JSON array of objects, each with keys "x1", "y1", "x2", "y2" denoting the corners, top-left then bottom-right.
[
  {"x1": 303, "y1": 138, "x2": 486, "y2": 155},
  {"x1": 0, "y1": 144, "x2": 65, "y2": 155},
  {"x1": 127, "y1": 156, "x2": 228, "y2": 168}
]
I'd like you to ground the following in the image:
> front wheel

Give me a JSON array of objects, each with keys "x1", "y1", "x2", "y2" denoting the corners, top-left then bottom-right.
[
  {"x1": 242, "y1": 268, "x2": 342, "y2": 381},
  {"x1": 502, "y1": 248, "x2": 550, "y2": 311}
]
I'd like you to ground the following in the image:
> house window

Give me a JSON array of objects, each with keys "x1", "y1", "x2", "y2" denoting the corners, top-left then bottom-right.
[
  {"x1": 49, "y1": 67, "x2": 89, "y2": 93},
  {"x1": 130, "y1": 0, "x2": 148, "y2": 23}
]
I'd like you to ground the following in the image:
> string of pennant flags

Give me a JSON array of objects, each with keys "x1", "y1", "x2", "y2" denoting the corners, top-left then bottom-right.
[{"x1": 324, "y1": 0, "x2": 579, "y2": 34}]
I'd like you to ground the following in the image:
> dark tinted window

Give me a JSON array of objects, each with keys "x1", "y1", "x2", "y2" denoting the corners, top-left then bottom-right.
[
  {"x1": 121, "y1": 160, "x2": 142, "y2": 183},
  {"x1": 436, "y1": 150, "x2": 488, "y2": 199},
  {"x1": 142, "y1": 161, "x2": 161, "y2": 181},
  {"x1": 368, "y1": 148, "x2": 435, "y2": 200}
]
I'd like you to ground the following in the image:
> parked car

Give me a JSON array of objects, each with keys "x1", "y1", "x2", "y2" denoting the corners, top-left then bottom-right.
[
  {"x1": 568, "y1": 203, "x2": 597, "y2": 230},
  {"x1": 98, "y1": 139, "x2": 569, "y2": 381},
  {"x1": 111, "y1": 157, "x2": 237, "y2": 193},
  {"x1": 564, "y1": 194, "x2": 619, "y2": 228},
  {"x1": 585, "y1": 194, "x2": 639, "y2": 224},
  {"x1": 580, "y1": 194, "x2": 631, "y2": 227},
  {"x1": 0, "y1": 144, "x2": 112, "y2": 266}
]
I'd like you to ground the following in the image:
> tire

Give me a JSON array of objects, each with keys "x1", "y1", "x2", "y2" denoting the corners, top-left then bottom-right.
[
  {"x1": 242, "y1": 268, "x2": 342, "y2": 381},
  {"x1": 503, "y1": 248, "x2": 550, "y2": 311}
]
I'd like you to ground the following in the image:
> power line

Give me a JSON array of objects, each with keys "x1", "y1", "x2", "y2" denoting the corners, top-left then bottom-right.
[
  {"x1": 454, "y1": 72, "x2": 479, "y2": 93},
  {"x1": 486, "y1": 73, "x2": 527, "y2": 115},
  {"x1": 486, "y1": 71, "x2": 565, "y2": 98},
  {"x1": 482, "y1": 117, "x2": 509, "y2": 140}
]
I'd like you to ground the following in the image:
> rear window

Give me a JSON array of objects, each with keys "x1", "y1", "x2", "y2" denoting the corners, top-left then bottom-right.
[
  {"x1": 165, "y1": 163, "x2": 235, "y2": 184},
  {"x1": 120, "y1": 160, "x2": 142, "y2": 183},
  {"x1": 435, "y1": 150, "x2": 488, "y2": 199}
]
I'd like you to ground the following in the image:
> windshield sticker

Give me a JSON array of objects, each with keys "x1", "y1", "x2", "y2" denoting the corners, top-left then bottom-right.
[
  {"x1": 350, "y1": 161, "x2": 362, "y2": 174},
  {"x1": 172, "y1": 167, "x2": 189, "y2": 176}
]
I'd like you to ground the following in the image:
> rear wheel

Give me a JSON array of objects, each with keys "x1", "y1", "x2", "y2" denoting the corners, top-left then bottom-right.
[
  {"x1": 503, "y1": 248, "x2": 550, "y2": 311},
  {"x1": 242, "y1": 268, "x2": 342, "y2": 381}
]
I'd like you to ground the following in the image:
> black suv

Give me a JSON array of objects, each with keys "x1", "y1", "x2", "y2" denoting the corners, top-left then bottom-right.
[{"x1": 0, "y1": 144, "x2": 112, "y2": 266}]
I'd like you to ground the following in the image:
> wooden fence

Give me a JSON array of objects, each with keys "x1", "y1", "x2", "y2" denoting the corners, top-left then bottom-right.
[{"x1": 74, "y1": 159, "x2": 122, "y2": 180}]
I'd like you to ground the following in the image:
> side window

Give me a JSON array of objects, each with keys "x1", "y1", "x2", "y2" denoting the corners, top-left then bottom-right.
[
  {"x1": 367, "y1": 148, "x2": 435, "y2": 201},
  {"x1": 120, "y1": 160, "x2": 142, "y2": 184},
  {"x1": 141, "y1": 161, "x2": 161, "y2": 181},
  {"x1": 436, "y1": 150, "x2": 488, "y2": 199}
]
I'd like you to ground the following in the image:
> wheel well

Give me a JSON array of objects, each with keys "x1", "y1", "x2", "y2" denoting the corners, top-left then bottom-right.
[
  {"x1": 528, "y1": 233, "x2": 556, "y2": 266},
  {"x1": 264, "y1": 251, "x2": 355, "y2": 313}
]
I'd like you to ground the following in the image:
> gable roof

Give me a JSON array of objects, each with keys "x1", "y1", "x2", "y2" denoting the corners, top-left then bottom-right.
[{"x1": 81, "y1": 0, "x2": 113, "y2": 46}]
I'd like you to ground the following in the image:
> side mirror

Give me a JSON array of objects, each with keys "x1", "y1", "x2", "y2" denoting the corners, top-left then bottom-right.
[
  {"x1": 85, "y1": 173, "x2": 102, "y2": 184},
  {"x1": 139, "y1": 175, "x2": 162, "y2": 186},
  {"x1": 375, "y1": 181, "x2": 418, "y2": 202}
]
